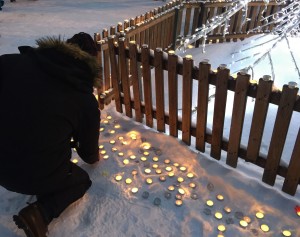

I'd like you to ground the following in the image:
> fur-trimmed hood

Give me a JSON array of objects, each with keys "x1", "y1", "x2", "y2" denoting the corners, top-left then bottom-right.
[{"x1": 18, "y1": 37, "x2": 98, "y2": 93}]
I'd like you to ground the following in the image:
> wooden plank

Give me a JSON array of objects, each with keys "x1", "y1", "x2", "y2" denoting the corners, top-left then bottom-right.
[
  {"x1": 248, "y1": 6, "x2": 258, "y2": 32},
  {"x1": 168, "y1": 51, "x2": 179, "y2": 137},
  {"x1": 182, "y1": 55, "x2": 194, "y2": 145},
  {"x1": 107, "y1": 36, "x2": 122, "y2": 113},
  {"x1": 262, "y1": 85, "x2": 299, "y2": 186},
  {"x1": 226, "y1": 72, "x2": 250, "y2": 168},
  {"x1": 210, "y1": 66, "x2": 230, "y2": 160},
  {"x1": 141, "y1": 45, "x2": 153, "y2": 128},
  {"x1": 176, "y1": 7, "x2": 183, "y2": 38},
  {"x1": 129, "y1": 42, "x2": 143, "y2": 123},
  {"x1": 246, "y1": 78, "x2": 273, "y2": 162},
  {"x1": 195, "y1": 61, "x2": 211, "y2": 152},
  {"x1": 234, "y1": 8, "x2": 244, "y2": 34},
  {"x1": 282, "y1": 128, "x2": 300, "y2": 195},
  {"x1": 269, "y1": 5, "x2": 279, "y2": 32},
  {"x1": 118, "y1": 38, "x2": 132, "y2": 118},
  {"x1": 254, "y1": 5, "x2": 264, "y2": 29},
  {"x1": 102, "y1": 29, "x2": 111, "y2": 91},
  {"x1": 184, "y1": 7, "x2": 192, "y2": 36},
  {"x1": 191, "y1": 6, "x2": 200, "y2": 34},
  {"x1": 262, "y1": 5, "x2": 273, "y2": 32},
  {"x1": 154, "y1": 48, "x2": 166, "y2": 133},
  {"x1": 241, "y1": 5, "x2": 252, "y2": 33}
]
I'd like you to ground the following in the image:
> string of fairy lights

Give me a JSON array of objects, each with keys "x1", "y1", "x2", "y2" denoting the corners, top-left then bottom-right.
[{"x1": 177, "y1": 0, "x2": 300, "y2": 82}]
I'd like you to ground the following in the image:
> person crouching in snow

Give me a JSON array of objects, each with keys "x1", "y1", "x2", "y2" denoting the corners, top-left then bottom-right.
[{"x1": 0, "y1": 32, "x2": 100, "y2": 237}]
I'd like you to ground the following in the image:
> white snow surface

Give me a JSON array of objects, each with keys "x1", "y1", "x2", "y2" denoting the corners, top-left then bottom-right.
[{"x1": 0, "y1": 1, "x2": 300, "y2": 237}]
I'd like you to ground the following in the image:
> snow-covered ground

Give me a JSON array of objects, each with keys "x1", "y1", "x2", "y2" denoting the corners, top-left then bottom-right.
[{"x1": 1, "y1": 1, "x2": 300, "y2": 237}]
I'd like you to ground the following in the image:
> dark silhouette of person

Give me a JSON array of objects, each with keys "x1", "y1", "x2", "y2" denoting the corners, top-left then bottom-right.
[{"x1": 0, "y1": 32, "x2": 100, "y2": 237}]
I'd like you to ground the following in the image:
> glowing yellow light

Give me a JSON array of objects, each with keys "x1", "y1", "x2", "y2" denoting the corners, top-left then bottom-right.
[
  {"x1": 99, "y1": 145, "x2": 104, "y2": 149},
  {"x1": 256, "y1": 212, "x2": 264, "y2": 219},
  {"x1": 100, "y1": 127, "x2": 104, "y2": 132},
  {"x1": 178, "y1": 188, "x2": 185, "y2": 195},
  {"x1": 130, "y1": 135, "x2": 137, "y2": 140},
  {"x1": 152, "y1": 157, "x2": 159, "y2": 162},
  {"x1": 100, "y1": 150, "x2": 106, "y2": 154},
  {"x1": 177, "y1": 177, "x2": 184, "y2": 183},
  {"x1": 165, "y1": 166, "x2": 173, "y2": 172},
  {"x1": 144, "y1": 168, "x2": 151, "y2": 174},
  {"x1": 164, "y1": 159, "x2": 170, "y2": 164},
  {"x1": 175, "y1": 200, "x2": 183, "y2": 206},
  {"x1": 282, "y1": 230, "x2": 292, "y2": 236},
  {"x1": 168, "y1": 185, "x2": 175, "y2": 191},
  {"x1": 109, "y1": 130, "x2": 115, "y2": 134},
  {"x1": 115, "y1": 175, "x2": 122, "y2": 181},
  {"x1": 206, "y1": 200, "x2": 214, "y2": 207},
  {"x1": 152, "y1": 164, "x2": 158, "y2": 169},
  {"x1": 243, "y1": 216, "x2": 251, "y2": 224},
  {"x1": 131, "y1": 170, "x2": 138, "y2": 175},
  {"x1": 189, "y1": 182, "x2": 196, "y2": 188},
  {"x1": 112, "y1": 147, "x2": 118, "y2": 152},
  {"x1": 106, "y1": 115, "x2": 112, "y2": 120},
  {"x1": 118, "y1": 152, "x2": 124, "y2": 157},
  {"x1": 125, "y1": 178, "x2": 132, "y2": 184},
  {"x1": 240, "y1": 220, "x2": 248, "y2": 228},
  {"x1": 140, "y1": 156, "x2": 147, "y2": 161},
  {"x1": 130, "y1": 155, "x2": 136, "y2": 160},
  {"x1": 141, "y1": 142, "x2": 151, "y2": 150},
  {"x1": 155, "y1": 169, "x2": 162, "y2": 174},
  {"x1": 187, "y1": 172, "x2": 194, "y2": 178},
  {"x1": 103, "y1": 120, "x2": 109, "y2": 124},
  {"x1": 146, "y1": 178, "x2": 153, "y2": 184},
  {"x1": 215, "y1": 212, "x2": 223, "y2": 220},
  {"x1": 217, "y1": 235, "x2": 224, "y2": 237},
  {"x1": 143, "y1": 151, "x2": 149, "y2": 156},
  {"x1": 260, "y1": 224, "x2": 269, "y2": 232},
  {"x1": 173, "y1": 162, "x2": 179, "y2": 167},
  {"x1": 122, "y1": 141, "x2": 128, "y2": 145},
  {"x1": 159, "y1": 176, "x2": 166, "y2": 182},
  {"x1": 168, "y1": 172, "x2": 175, "y2": 177},
  {"x1": 103, "y1": 155, "x2": 109, "y2": 160},
  {"x1": 131, "y1": 187, "x2": 138, "y2": 193},
  {"x1": 218, "y1": 225, "x2": 226, "y2": 232},
  {"x1": 118, "y1": 136, "x2": 124, "y2": 140},
  {"x1": 123, "y1": 159, "x2": 129, "y2": 165},
  {"x1": 109, "y1": 140, "x2": 115, "y2": 144},
  {"x1": 179, "y1": 166, "x2": 187, "y2": 172},
  {"x1": 114, "y1": 124, "x2": 121, "y2": 128},
  {"x1": 72, "y1": 159, "x2": 78, "y2": 164},
  {"x1": 216, "y1": 194, "x2": 224, "y2": 201},
  {"x1": 224, "y1": 206, "x2": 231, "y2": 213}
]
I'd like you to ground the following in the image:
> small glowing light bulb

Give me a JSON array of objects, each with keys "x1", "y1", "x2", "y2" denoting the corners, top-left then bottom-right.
[
  {"x1": 217, "y1": 225, "x2": 226, "y2": 232},
  {"x1": 115, "y1": 175, "x2": 122, "y2": 181},
  {"x1": 206, "y1": 200, "x2": 214, "y2": 207},
  {"x1": 256, "y1": 212, "x2": 264, "y2": 219},
  {"x1": 125, "y1": 178, "x2": 132, "y2": 184},
  {"x1": 239, "y1": 220, "x2": 248, "y2": 228},
  {"x1": 282, "y1": 230, "x2": 292, "y2": 236},
  {"x1": 215, "y1": 212, "x2": 223, "y2": 220},
  {"x1": 260, "y1": 224, "x2": 269, "y2": 232}
]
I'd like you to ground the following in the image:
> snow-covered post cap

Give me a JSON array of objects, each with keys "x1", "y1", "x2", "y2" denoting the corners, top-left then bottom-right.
[
  {"x1": 239, "y1": 68, "x2": 248, "y2": 75},
  {"x1": 218, "y1": 64, "x2": 227, "y2": 70},
  {"x1": 288, "y1": 81, "x2": 298, "y2": 89},
  {"x1": 262, "y1": 75, "x2": 271, "y2": 81},
  {"x1": 201, "y1": 59, "x2": 209, "y2": 64},
  {"x1": 185, "y1": 54, "x2": 193, "y2": 60}
]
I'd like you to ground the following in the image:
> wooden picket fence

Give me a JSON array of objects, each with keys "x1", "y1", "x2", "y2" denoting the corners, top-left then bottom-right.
[{"x1": 92, "y1": 0, "x2": 300, "y2": 196}]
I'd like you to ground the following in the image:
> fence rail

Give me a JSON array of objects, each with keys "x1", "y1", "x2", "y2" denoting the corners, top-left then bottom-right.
[{"x1": 107, "y1": 36, "x2": 300, "y2": 196}]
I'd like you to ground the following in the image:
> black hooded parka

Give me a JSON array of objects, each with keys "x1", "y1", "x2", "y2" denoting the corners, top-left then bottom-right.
[{"x1": 0, "y1": 38, "x2": 100, "y2": 194}]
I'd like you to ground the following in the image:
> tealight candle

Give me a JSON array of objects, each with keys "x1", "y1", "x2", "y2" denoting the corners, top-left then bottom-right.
[
  {"x1": 175, "y1": 200, "x2": 183, "y2": 206},
  {"x1": 165, "y1": 166, "x2": 173, "y2": 172},
  {"x1": 130, "y1": 155, "x2": 136, "y2": 160},
  {"x1": 111, "y1": 147, "x2": 118, "y2": 152},
  {"x1": 155, "y1": 169, "x2": 162, "y2": 174},
  {"x1": 109, "y1": 130, "x2": 115, "y2": 134},
  {"x1": 142, "y1": 143, "x2": 151, "y2": 150},
  {"x1": 256, "y1": 212, "x2": 264, "y2": 219},
  {"x1": 164, "y1": 159, "x2": 170, "y2": 164},
  {"x1": 260, "y1": 224, "x2": 269, "y2": 232},
  {"x1": 177, "y1": 177, "x2": 184, "y2": 183},
  {"x1": 72, "y1": 159, "x2": 78, "y2": 164},
  {"x1": 109, "y1": 140, "x2": 116, "y2": 144},
  {"x1": 168, "y1": 185, "x2": 175, "y2": 191},
  {"x1": 122, "y1": 141, "x2": 128, "y2": 145},
  {"x1": 179, "y1": 166, "x2": 187, "y2": 172},
  {"x1": 106, "y1": 115, "x2": 112, "y2": 120},
  {"x1": 146, "y1": 178, "x2": 153, "y2": 184},
  {"x1": 125, "y1": 178, "x2": 132, "y2": 184},
  {"x1": 144, "y1": 168, "x2": 151, "y2": 174},
  {"x1": 100, "y1": 150, "x2": 106, "y2": 154},
  {"x1": 168, "y1": 172, "x2": 175, "y2": 177},
  {"x1": 206, "y1": 200, "x2": 214, "y2": 207},
  {"x1": 239, "y1": 220, "x2": 248, "y2": 228},
  {"x1": 189, "y1": 182, "x2": 196, "y2": 188},
  {"x1": 118, "y1": 152, "x2": 124, "y2": 157},
  {"x1": 115, "y1": 175, "x2": 122, "y2": 181},
  {"x1": 143, "y1": 151, "x2": 149, "y2": 156},
  {"x1": 178, "y1": 188, "x2": 185, "y2": 195},
  {"x1": 173, "y1": 162, "x2": 179, "y2": 167},
  {"x1": 159, "y1": 176, "x2": 166, "y2": 182},
  {"x1": 175, "y1": 194, "x2": 182, "y2": 200},
  {"x1": 131, "y1": 187, "x2": 138, "y2": 193},
  {"x1": 223, "y1": 206, "x2": 231, "y2": 214},
  {"x1": 123, "y1": 159, "x2": 129, "y2": 165},
  {"x1": 118, "y1": 136, "x2": 124, "y2": 140},
  {"x1": 152, "y1": 157, "x2": 159, "y2": 162},
  {"x1": 187, "y1": 172, "x2": 194, "y2": 178},
  {"x1": 215, "y1": 212, "x2": 223, "y2": 220},
  {"x1": 131, "y1": 135, "x2": 137, "y2": 140},
  {"x1": 216, "y1": 194, "x2": 224, "y2": 201},
  {"x1": 217, "y1": 225, "x2": 226, "y2": 232},
  {"x1": 103, "y1": 120, "x2": 109, "y2": 124},
  {"x1": 100, "y1": 127, "x2": 104, "y2": 132},
  {"x1": 140, "y1": 157, "x2": 147, "y2": 161},
  {"x1": 103, "y1": 155, "x2": 109, "y2": 160},
  {"x1": 99, "y1": 145, "x2": 104, "y2": 149},
  {"x1": 282, "y1": 230, "x2": 292, "y2": 236},
  {"x1": 243, "y1": 216, "x2": 251, "y2": 224},
  {"x1": 152, "y1": 164, "x2": 158, "y2": 169},
  {"x1": 131, "y1": 170, "x2": 138, "y2": 176},
  {"x1": 114, "y1": 124, "x2": 121, "y2": 128}
]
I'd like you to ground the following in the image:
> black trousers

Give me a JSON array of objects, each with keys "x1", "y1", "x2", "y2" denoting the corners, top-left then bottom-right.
[{"x1": 2, "y1": 161, "x2": 91, "y2": 223}]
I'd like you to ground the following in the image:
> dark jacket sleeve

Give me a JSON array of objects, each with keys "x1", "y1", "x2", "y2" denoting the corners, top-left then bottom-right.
[{"x1": 74, "y1": 96, "x2": 100, "y2": 164}]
